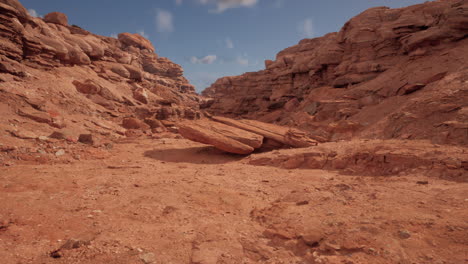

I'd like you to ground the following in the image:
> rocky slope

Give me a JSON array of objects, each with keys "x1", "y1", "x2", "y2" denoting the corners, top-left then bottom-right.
[
  {"x1": 203, "y1": 0, "x2": 468, "y2": 145},
  {"x1": 0, "y1": 0, "x2": 205, "y2": 164}
]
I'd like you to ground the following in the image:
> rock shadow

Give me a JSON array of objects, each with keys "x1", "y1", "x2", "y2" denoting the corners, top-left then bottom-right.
[{"x1": 144, "y1": 146, "x2": 245, "y2": 164}]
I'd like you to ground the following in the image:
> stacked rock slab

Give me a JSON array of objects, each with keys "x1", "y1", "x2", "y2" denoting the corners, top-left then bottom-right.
[{"x1": 179, "y1": 117, "x2": 318, "y2": 154}]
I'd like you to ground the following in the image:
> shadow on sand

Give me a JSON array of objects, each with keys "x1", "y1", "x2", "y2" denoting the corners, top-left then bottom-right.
[{"x1": 144, "y1": 146, "x2": 245, "y2": 164}]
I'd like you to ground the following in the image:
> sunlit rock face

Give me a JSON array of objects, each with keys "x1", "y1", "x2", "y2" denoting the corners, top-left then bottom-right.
[
  {"x1": 202, "y1": 0, "x2": 468, "y2": 145},
  {"x1": 0, "y1": 0, "x2": 203, "y2": 145}
]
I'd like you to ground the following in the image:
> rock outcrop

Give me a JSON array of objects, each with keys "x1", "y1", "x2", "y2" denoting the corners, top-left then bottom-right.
[
  {"x1": 179, "y1": 117, "x2": 317, "y2": 154},
  {"x1": 0, "y1": 0, "x2": 202, "y2": 152},
  {"x1": 203, "y1": 0, "x2": 468, "y2": 146}
]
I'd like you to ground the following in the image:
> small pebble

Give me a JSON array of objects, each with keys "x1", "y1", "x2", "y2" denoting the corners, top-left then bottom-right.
[{"x1": 398, "y1": 230, "x2": 411, "y2": 239}]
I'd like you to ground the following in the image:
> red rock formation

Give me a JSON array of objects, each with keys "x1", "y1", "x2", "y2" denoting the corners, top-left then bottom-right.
[
  {"x1": 178, "y1": 117, "x2": 317, "y2": 154},
  {"x1": 203, "y1": 0, "x2": 468, "y2": 145},
  {"x1": 0, "y1": 0, "x2": 202, "y2": 147},
  {"x1": 43, "y1": 12, "x2": 68, "y2": 26}
]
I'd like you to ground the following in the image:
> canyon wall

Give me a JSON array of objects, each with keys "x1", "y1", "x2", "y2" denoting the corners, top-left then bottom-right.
[
  {"x1": 203, "y1": 0, "x2": 468, "y2": 145},
  {"x1": 0, "y1": 0, "x2": 203, "y2": 151}
]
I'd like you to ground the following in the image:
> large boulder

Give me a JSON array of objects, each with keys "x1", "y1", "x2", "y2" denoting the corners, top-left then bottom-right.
[
  {"x1": 212, "y1": 117, "x2": 318, "y2": 148},
  {"x1": 179, "y1": 117, "x2": 317, "y2": 154},
  {"x1": 178, "y1": 121, "x2": 258, "y2": 155},
  {"x1": 72, "y1": 80, "x2": 101, "y2": 95},
  {"x1": 118, "y1": 33, "x2": 155, "y2": 52},
  {"x1": 44, "y1": 12, "x2": 68, "y2": 26}
]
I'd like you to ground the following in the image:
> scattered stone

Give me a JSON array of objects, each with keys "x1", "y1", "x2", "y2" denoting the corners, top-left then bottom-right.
[
  {"x1": 55, "y1": 149, "x2": 65, "y2": 157},
  {"x1": 0, "y1": 220, "x2": 9, "y2": 230},
  {"x1": 78, "y1": 134, "x2": 94, "y2": 145},
  {"x1": 398, "y1": 230, "x2": 411, "y2": 239},
  {"x1": 416, "y1": 181, "x2": 429, "y2": 185},
  {"x1": 49, "y1": 131, "x2": 76, "y2": 141},
  {"x1": 152, "y1": 127, "x2": 166, "y2": 134},
  {"x1": 49, "y1": 131, "x2": 67, "y2": 140},
  {"x1": 9, "y1": 130, "x2": 37, "y2": 139},
  {"x1": 18, "y1": 108, "x2": 51, "y2": 124},
  {"x1": 144, "y1": 118, "x2": 164, "y2": 129},
  {"x1": 296, "y1": 200, "x2": 309, "y2": 206},
  {"x1": 72, "y1": 80, "x2": 101, "y2": 95},
  {"x1": 49, "y1": 250, "x2": 62, "y2": 258},
  {"x1": 301, "y1": 231, "x2": 324, "y2": 247},
  {"x1": 60, "y1": 238, "x2": 90, "y2": 250},
  {"x1": 133, "y1": 88, "x2": 149, "y2": 104},
  {"x1": 125, "y1": 129, "x2": 145, "y2": 138},
  {"x1": 122, "y1": 118, "x2": 150, "y2": 130},
  {"x1": 139, "y1": 252, "x2": 156, "y2": 264},
  {"x1": 323, "y1": 242, "x2": 341, "y2": 251}
]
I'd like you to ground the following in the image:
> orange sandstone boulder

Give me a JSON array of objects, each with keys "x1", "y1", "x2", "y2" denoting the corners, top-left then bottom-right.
[
  {"x1": 179, "y1": 117, "x2": 317, "y2": 154},
  {"x1": 212, "y1": 117, "x2": 318, "y2": 148},
  {"x1": 44, "y1": 12, "x2": 68, "y2": 26},
  {"x1": 179, "y1": 121, "x2": 256, "y2": 155},
  {"x1": 118, "y1": 33, "x2": 155, "y2": 52}
]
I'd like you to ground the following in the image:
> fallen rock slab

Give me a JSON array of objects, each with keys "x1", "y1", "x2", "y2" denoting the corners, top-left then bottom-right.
[
  {"x1": 178, "y1": 121, "x2": 255, "y2": 155},
  {"x1": 212, "y1": 116, "x2": 318, "y2": 148},
  {"x1": 196, "y1": 119, "x2": 264, "y2": 149},
  {"x1": 178, "y1": 117, "x2": 317, "y2": 154}
]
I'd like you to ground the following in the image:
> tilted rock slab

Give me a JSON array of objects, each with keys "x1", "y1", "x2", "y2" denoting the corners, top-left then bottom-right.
[
  {"x1": 178, "y1": 120, "x2": 262, "y2": 155},
  {"x1": 212, "y1": 116, "x2": 318, "y2": 148},
  {"x1": 179, "y1": 117, "x2": 317, "y2": 154}
]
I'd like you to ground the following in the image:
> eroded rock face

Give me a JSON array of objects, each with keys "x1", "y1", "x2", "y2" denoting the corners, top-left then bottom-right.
[
  {"x1": 202, "y1": 0, "x2": 468, "y2": 145},
  {"x1": 0, "y1": 0, "x2": 202, "y2": 146}
]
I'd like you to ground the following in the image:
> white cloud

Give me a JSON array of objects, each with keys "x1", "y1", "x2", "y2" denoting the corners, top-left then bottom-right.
[
  {"x1": 137, "y1": 30, "x2": 149, "y2": 39},
  {"x1": 190, "y1": 55, "x2": 218, "y2": 64},
  {"x1": 225, "y1": 37, "x2": 234, "y2": 49},
  {"x1": 110, "y1": 33, "x2": 118, "y2": 38},
  {"x1": 236, "y1": 56, "x2": 249, "y2": 66},
  {"x1": 298, "y1": 18, "x2": 314, "y2": 38},
  {"x1": 28, "y1": 9, "x2": 39, "y2": 17},
  {"x1": 156, "y1": 9, "x2": 174, "y2": 33},
  {"x1": 175, "y1": 0, "x2": 183, "y2": 5},
  {"x1": 197, "y1": 0, "x2": 258, "y2": 13}
]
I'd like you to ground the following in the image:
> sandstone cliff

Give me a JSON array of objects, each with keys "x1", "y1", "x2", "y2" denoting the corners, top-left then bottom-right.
[
  {"x1": 203, "y1": 0, "x2": 468, "y2": 145},
  {"x1": 0, "y1": 0, "x2": 202, "y2": 155}
]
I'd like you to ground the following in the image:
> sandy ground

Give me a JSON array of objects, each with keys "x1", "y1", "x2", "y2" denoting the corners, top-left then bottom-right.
[{"x1": 0, "y1": 138, "x2": 467, "y2": 264}]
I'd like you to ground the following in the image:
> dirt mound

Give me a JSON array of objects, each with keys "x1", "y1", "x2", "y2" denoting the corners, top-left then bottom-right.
[{"x1": 202, "y1": 0, "x2": 468, "y2": 145}]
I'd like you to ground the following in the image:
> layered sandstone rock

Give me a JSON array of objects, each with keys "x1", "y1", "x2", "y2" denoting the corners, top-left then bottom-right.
[
  {"x1": 179, "y1": 117, "x2": 317, "y2": 154},
  {"x1": 0, "y1": 0, "x2": 202, "y2": 148},
  {"x1": 203, "y1": 0, "x2": 468, "y2": 145}
]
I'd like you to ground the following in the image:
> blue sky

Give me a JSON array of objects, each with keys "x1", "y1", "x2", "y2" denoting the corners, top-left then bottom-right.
[{"x1": 21, "y1": 0, "x2": 428, "y2": 92}]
